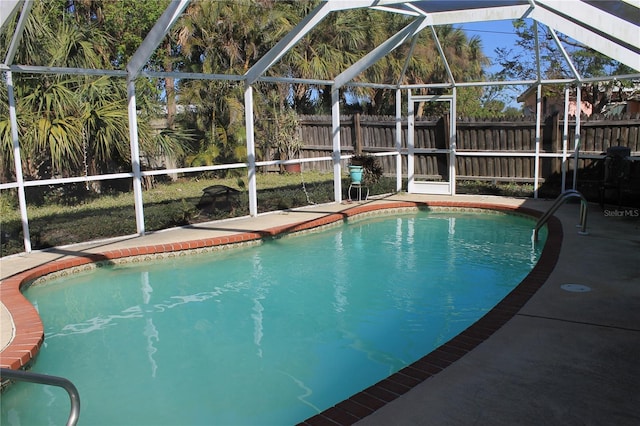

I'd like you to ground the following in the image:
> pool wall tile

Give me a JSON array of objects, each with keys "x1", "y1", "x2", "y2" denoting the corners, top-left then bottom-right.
[
  {"x1": 411, "y1": 360, "x2": 438, "y2": 374},
  {"x1": 349, "y1": 392, "x2": 387, "y2": 411},
  {"x1": 1, "y1": 201, "x2": 562, "y2": 424},
  {"x1": 313, "y1": 406, "x2": 361, "y2": 425},
  {"x1": 362, "y1": 385, "x2": 399, "y2": 403},
  {"x1": 387, "y1": 371, "x2": 422, "y2": 388},
  {"x1": 377, "y1": 378, "x2": 412, "y2": 396},
  {"x1": 336, "y1": 398, "x2": 375, "y2": 418}
]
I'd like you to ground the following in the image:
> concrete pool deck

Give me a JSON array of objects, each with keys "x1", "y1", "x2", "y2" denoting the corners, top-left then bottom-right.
[{"x1": 1, "y1": 194, "x2": 639, "y2": 425}]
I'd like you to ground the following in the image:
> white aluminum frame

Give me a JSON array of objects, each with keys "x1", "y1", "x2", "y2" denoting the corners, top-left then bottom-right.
[{"x1": 407, "y1": 92, "x2": 457, "y2": 195}]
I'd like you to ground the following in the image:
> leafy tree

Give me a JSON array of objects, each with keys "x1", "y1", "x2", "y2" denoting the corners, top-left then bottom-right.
[
  {"x1": 0, "y1": 84, "x2": 14, "y2": 180},
  {"x1": 3, "y1": 1, "x2": 110, "y2": 179},
  {"x1": 174, "y1": 1, "x2": 300, "y2": 168},
  {"x1": 367, "y1": 24, "x2": 490, "y2": 117},
  {"x1": 475, "y1": 71, "x2": 523, "y2": 117},
  {"x1": 283, "y1": 5, "x2": 378, "y2": 111},
  {"x1": 281, "y1": 6, "x2": 491, "y2": 116},
  {"x1": 1, "y1": 0, "x2": 496, "y2": 183},
  {"x1": 495, "y1": 19, "x2": 635, "y2": 113},
  {"x1": 254, "y1": 89, "x2": 301, "y2": 167},
  {"x1": 99, "y1": 0, "x2": 181, "y2": 128},
  {"x1": 0, "y1": 0, "x2": 189, "y2": 184}
]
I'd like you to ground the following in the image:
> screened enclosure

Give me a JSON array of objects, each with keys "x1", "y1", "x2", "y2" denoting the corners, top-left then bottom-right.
[{"x1": 1, "y1": 0, "x2": 638, "y2": 253}]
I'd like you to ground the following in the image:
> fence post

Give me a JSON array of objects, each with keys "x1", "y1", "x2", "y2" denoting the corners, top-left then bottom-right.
[{"x1": 354, "y1": 112, "x2": 362, "y2": 154}]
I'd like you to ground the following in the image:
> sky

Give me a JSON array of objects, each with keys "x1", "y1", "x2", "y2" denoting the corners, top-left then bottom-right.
[
  {"x1": 460, "y1": 19, "x2": 526, "y2": 107},
  {"x1": 460, "y1": 19, "x2": 522, "y2": 75}
]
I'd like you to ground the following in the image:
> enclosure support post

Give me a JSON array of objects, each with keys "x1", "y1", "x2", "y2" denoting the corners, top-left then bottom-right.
[
  {"x1": 245, "y1": 84, "x2": 258, "y2": 216},
  {"x1": 534, "y1": 84, "x2": 542, "y2": 198},
  {"x1": 450, "y1": 86, "x2": 457, "y2": 195},
  {"x1": 561, "y1": 85, "x2": 570, "y2": 191},
  {"x1": 127, "y1": 78, "x2": 145, "y2": 235},
  {"x1": 6, "y1": 71, "x2": 31, "y2": 253},
  {"x1": 406, "y1": 89, "x2": 415, "y2": 193},
  {"x1": 395, "y1": 89, "x2": 403, "y2": 192},
  {"x1": 331, "y1": 86, "x2": 342, "y2": 203},
  {"x1": 572, "y1": 85, "x2": 582, "y2": 191}
]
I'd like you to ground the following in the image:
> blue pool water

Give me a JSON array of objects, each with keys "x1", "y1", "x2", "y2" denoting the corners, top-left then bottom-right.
[{"x1": 2, "y1": 210, "x2": 544, "y2": 425}]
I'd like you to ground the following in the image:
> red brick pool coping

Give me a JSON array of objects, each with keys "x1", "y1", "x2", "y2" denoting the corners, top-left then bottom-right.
[{"x1": 0, "y1": 200, "x2": 561, "y2": 425}]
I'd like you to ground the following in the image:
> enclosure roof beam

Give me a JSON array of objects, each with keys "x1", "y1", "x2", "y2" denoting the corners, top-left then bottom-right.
[
  {"x1": 142, "y1": 70, "x2": 244, "y2": 81},
  {"x1": 258, "y1": 75, "x2": 333, "y2": 86},
  {"x1": 411, "y1": 4, "x2": 532, "y2": 26},
  {"x1": 430, "y1": 26, "x2": 455, "y2": 85},
  {"x1": 333, "y1": 17, "x2": 427, "y2": 89},
  {"x1": 3, "y1": 0, "x2": 31, "y2": 65},
  {"x1": 245, "y1": 0, "x2": 427, "y2": 84},
  {"x1": 397, "y1": 72, "x2": 640, "y2": 90},
  {"x1": 530, "y1": 1, "x2": 640, "y2": 70},
  {"x1": 371, "y1": 5, "x2": 421, "y2": 17},
  {"x1": 347, "y1": 81, "x2": 398, "y2": 90},
  {"x1": 396, "y1": 34, "x2": 419, "y2": 87},
  {"x1": 14, "y1": 63, "x2": 629, "y2": 90},
  {"x1": 244, "y1": 1, "x2": 332, "y2": 85},
  {"x1": 533, "y1": 21, "x2": 542, "y2": 83},
  {"x1": 548, "y1": 26, "x2": 582, "y2": 81},
  {"x1": 1, "y1": 64, "x2": 126, "y2": 77},
  {"x1": 364, "y1": 1, "x2": 532, "y2": 23},
  {"x1": 536, "y1": 0, "x2": 639, "y2": 53},
  {"x1": 0, "y1": 0, "x2": 23, "y2": 31},
  {"x1": 126, "y1": 0, "x2": 191, "y2": 79},
  {"x1": 326, "y1": 0, "x2": 421, "y2": 12}
]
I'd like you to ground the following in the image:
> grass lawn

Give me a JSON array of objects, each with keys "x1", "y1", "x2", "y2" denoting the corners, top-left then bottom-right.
[
  {"x1": 1, "y1": 170, "x2": 543, "y2": 257},
  {"x1": 1, "y1": 171, "x2": 397, "y2": 256}
]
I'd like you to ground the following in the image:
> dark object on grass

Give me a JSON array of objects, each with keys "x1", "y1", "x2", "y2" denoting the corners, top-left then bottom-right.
[{"x1": 196, "y1": 185, "x2": 240, "y2": 211}]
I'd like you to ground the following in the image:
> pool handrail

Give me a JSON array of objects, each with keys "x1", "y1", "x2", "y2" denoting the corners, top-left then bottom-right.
[
  {"x1": 534, "y1": 189, "x2": 588, "y2": 240},
  {"x1": 0, "y1": 367, "x2": 81, "y2": 426}
]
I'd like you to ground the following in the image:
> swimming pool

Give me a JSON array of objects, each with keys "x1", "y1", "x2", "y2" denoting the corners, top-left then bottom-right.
[{"x1": 1, "y1": 208, "x2": 546, "y2": 425}]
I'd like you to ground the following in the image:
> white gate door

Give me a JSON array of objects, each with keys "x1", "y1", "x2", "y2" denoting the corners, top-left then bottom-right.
[{"x1": 407, "y1": 92, "x2": 456, "y2": 195}]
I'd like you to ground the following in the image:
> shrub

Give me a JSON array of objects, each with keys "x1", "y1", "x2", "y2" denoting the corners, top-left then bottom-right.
[{"x1": 349, "y1": 154, "x2": 383, "y2": 185}]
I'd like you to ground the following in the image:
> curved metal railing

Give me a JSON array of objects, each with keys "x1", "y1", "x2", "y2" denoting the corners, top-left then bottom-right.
[
  {"x1": 534, "y1": 189, "x2": 588, "y2": 240},
  {"x1": 0, "y1": 367, "x2": 80, "y2": 426}
]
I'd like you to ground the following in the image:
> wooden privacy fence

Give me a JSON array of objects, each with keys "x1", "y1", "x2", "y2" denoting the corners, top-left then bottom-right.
[{"x1": 297, "y1": 113, "x2": 640, "y2": 184}]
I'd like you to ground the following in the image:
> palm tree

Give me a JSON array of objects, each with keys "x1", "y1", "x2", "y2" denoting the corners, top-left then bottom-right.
[
  {"x1": 398, "y1": 25, "x2": 489, "y2": 116},
  {"x1": 174, "y1": 1, "x2": 297, "y2": 168},
  {"x1": 1, "y1": 3, "x2": 82, "y2": 179},
  {"x1": 18, "y1": 75, "x2": 83, "y2": 178},
  {"x1": 283, "y1": 7, "x2": 375, "y2": 111},
  {"x1": 1, "y1": 0, "x2": 189, "y2": 185},
  {"x1": 78, "y1": 76, "x2": 130, "y2": 175},
  {"x1": 0, "y1": 81, "x2": 19, "y2": 182},
  {"x1": 281, "y1": 10, "x2": 490, "y2": 116}
]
